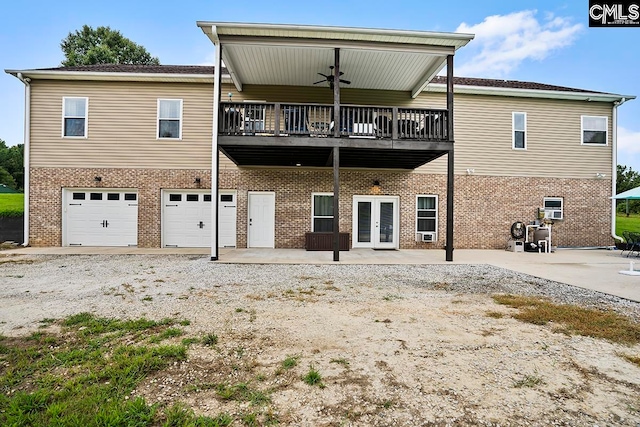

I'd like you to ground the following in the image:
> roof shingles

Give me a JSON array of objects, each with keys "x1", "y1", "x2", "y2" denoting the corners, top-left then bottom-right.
[{"x1": 37, "y1": 64, "x2": 602, "y2": 94}]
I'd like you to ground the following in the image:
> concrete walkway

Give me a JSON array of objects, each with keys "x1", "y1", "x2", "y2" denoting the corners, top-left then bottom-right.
[{"x1": 2, "y1": 246, "x2": 639, "y2": 302}]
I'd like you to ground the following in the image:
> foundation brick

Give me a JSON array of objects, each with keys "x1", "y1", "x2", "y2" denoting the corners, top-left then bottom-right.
[{"x1": 29, "y1": 167, "x2": 612, "y2": 249}]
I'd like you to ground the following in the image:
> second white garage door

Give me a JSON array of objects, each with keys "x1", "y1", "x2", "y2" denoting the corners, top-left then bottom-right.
[{"x1": 162, "y1": 190, "x2": 237, "y2": 248}]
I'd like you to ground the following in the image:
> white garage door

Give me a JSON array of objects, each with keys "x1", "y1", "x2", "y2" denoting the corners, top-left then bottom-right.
[
  {"x1": 63, "y1": 189, "x2": 138, "y2": 246},
  {"x1": 162, "y1": 190, "x2": 236, "y2": 248}
]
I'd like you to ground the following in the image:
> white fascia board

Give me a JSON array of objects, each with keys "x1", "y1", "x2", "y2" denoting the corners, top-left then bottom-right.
[
  {"x1": 5, "y1": 69, "x2": 232, "y2": 84},
  {"x1": 423, "y1": 83, "x2": 635, "y2": 103},
  {"x1": 196, "y1": 21, "x2": 474, "y2": 49}
]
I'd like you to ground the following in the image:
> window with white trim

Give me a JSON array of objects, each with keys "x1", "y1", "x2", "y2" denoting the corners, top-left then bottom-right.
[
  {"x1": 543, "y1": 197, "x2": 563, "y2": 220},
  {"x1": 158, "y1": 99, "x2": 183, "y2": 139},
  {"x1": 63, "y1": 97, "x2": 88, "y2": 137},
  {"x1": 416, "y1": 195, "x2": 438, "y2": 232},
  {"x1": 581, "y1": 116, "x2": 607, "y2": 145},
  {"x1": 312, "y1": 193, "x2": 333, "y2": 232},
  {"x1": 512, "y1": 112, "x2": 526, "y2": 149}
]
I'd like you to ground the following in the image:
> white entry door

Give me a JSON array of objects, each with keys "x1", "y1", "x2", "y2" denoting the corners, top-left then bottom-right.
[
  {"x1": 163, "y1": 190, "x2": 236, "y2": 248},
  {"x1": 63, "y1": 189, "x2": 138, "y2": 247},
  {"x1": 352, "y1": 196, "x2": 399, "y2": 249},
  {"x1": 248, "y1": 192, "x2": 275, "y2": 248}
]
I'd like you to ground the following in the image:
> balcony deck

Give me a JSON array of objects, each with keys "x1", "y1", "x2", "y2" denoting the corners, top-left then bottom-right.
[
  {"x1": 219, "y1": 102, "x2": 449, "y2": 141},
  {"x1": 217, "y1": 102, "x2": 452, "y2": 169}
]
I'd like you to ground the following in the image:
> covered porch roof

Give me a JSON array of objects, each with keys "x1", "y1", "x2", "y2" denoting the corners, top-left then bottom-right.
[{"x1": 196, "y1": 22, "x2": 473, "y2": 97}]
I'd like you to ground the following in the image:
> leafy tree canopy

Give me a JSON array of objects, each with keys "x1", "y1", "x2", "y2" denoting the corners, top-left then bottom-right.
[
  {"x1": 617, "y1": 164, "x2": 640, "y2": 194},
  {"x1": 0, "y1": 140, "x2": 23, "y2": 190},
  {"x1": 61, "y1": 25, "x2": 160, "y2": 66}
]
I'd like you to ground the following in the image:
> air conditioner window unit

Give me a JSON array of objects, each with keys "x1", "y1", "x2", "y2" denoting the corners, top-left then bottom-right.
[
  {"x1": 544, "y1": 210, "x2": 563, "y2": 220},
  {"x1": 416, "y1": 232, "x2": 436, "y2": 242}
]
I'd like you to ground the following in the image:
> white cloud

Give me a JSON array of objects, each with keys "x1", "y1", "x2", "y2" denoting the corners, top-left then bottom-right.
[
  {"x1": 455, "y1": 10, "x2": 583, "y2": 77},
  {"x1": 618, "y1": 126, "x2": 640, "y2": 154}
]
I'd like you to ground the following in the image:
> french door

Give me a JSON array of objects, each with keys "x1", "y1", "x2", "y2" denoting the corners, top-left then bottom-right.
[{"x1": 352, "y1": 196, "x2": 399, "y2": 249}]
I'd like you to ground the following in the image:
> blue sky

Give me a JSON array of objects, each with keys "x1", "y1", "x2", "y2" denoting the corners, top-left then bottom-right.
[{"x1": 1, "y1": 0, "x2": 639, "y2": 171}]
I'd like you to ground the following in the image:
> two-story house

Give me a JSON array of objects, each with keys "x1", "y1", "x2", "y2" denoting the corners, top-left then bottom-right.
[{"x1": 6, "y1": 22, "x2": 634, "y2": 261}]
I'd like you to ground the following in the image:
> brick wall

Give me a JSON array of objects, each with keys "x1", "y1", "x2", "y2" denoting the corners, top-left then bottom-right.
[{"x1": 29, "y1": 167, "x2": 612, "y2": 249}]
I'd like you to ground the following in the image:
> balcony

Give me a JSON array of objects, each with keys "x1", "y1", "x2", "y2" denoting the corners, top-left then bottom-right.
[
  {"x1": 219, "y1": 102, "x2": 449, "y2": 141},
  {"x1": 217, "y1": 102, "x2": 452, "y2": 169}
]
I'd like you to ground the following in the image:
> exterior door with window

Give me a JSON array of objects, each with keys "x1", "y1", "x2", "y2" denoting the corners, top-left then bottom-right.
[{"x1": 352, "y1": 196, "x2": 399, "y2": 249}]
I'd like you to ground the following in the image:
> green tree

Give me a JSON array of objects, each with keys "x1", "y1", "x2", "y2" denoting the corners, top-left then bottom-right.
[
  {"x1": 0, "y1": 167, "x2": 16, "y2": 189},
  {"x1": 617, "y1": 164, "x2": 640, "y2": 215},
  {"x1": 60, "y1": 25, "x2": 160, "y2": 66},
  {"x1": 0, "y1": 140, "x2": 23, "y2": 190}
]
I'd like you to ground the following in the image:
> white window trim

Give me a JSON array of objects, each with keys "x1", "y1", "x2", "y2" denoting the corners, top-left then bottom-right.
[
  {"x1": 311, "y1": 192, "x2": 334, "y2": 232},
  {"x1": 512, "y1": 112, "x2": 527, "y2": 150},
  {"x1": 416, "y1": 194, "x2": 438, "y2": 233},
  {"x1": 62, "y1": 97, "x2": 88, "y2": 139},
  {"x1": 543, "y1": 197, "x2": 564, "y2": 220},
  {"x1": 157, "y1": 99, "x2": 183, "y2": 140},
  {"x1": 581, "y1": 115, "x2": 608, "y2": 145}
]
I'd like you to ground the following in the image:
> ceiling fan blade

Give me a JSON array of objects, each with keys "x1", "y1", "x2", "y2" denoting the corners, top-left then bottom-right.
[
  {"x1": 317, "y1": 73, "x2": 329, "y2": 78},
  {"x1": 313, "y1": 80, "x2": 326, "y2": 85},
  {"x1": 339, "y1": 71, "x2": 344, "y2": 76},
  {"x1": 340, "y1": 79, "x2": 351, "y2": 85}
]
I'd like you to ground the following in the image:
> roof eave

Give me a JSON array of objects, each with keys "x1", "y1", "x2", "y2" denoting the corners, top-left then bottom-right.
[
  {"x1": 424, "y1": 83, "x2": 635, "y2": 103},
  {"x1": 4, "y1": 69, "x2": 231, "y2": 84}
]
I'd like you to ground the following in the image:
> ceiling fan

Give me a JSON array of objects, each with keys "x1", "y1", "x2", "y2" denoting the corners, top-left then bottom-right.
[{"x1": 314, "y1": 66, "x2": 351, "y2": 89}]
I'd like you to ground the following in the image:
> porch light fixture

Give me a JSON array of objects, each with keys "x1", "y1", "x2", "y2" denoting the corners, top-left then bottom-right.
[
  {"x1": 466, "y1": 168, "x2": 475, "y2": 175},
  {"x1": 295, "y1": 163, "x2": 302, "y2": 167},
  {"x1": 227, "y1": 92, "x2": 233, "y2": 101},
  {"x1": 373, "y1": 180, "x2": 381, "y2": 187},
  {"x1": 595, "y1": 172, "x2": 606, "y2": 179},
  {"x1": 94, "y1": 176, "x2": 102, "y2": 182},
  {"x1": 194, "y1": 177, "x2": 202, "y2": 184}
]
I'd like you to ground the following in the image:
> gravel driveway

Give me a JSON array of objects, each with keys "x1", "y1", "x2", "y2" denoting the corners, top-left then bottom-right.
[{"x1": 1, "y1": 254, "x2": 639, "y2": 426}]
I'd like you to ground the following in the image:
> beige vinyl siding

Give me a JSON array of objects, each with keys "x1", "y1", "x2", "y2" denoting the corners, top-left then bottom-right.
[
  {"x1": 414, "y1": 94, "x2": 613, "y2": 178},
  {"x1": 30, "y1": 80, "x2": 237, "y2": 170},
  {"x1": 30, "y1": 80, "x2": 612, "y2": 178}
]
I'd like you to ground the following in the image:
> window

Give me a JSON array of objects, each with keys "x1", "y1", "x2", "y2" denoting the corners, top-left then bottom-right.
[
  {"x1": 169, "y1": 194, "x2": 182, "y2": 202},
  {"x1": 158, "y1": 99, "x2": 183, "y2": 139},
  {"x1": 543, "y1": 197, "x2": 563, "y2": 220},
  {"x1": 186, "y1": 194, "x2": 199, "y2": 201},
  {"x1": 416, "y1": 195, "x2": 437, "y2": 232},
  {"x1": 124, "y1": 193, "x2": 137, "y2": 201},
  {"x1": 204, "y1": 195, "x2": 212, "y2": 202},
  {"x1": 90, "y1": 193, "x2": 103, "y2": 201},
  {"x1": 72, "y1": 192, "x2": 85, "y2": 200},
  {"x1": 107, "y1": 193, "x2": 120, "y2": 201},
  {"x1": 312, "y1": 193, "x2": 334, "y2": 232},
  {"x1": 582, "y1": 116, "x2": 607, "y2": 145},
  {"x1": 63, "y1": 97, "x2": 88, "y2": 137},
  {"x1": 512, "y1": 112, "x2": 526, "y2": 149}
]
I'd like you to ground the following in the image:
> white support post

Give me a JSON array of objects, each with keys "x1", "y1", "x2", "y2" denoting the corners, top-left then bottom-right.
[{"x1": 211, "y1": 26, "x2": 221, "y2": 261}]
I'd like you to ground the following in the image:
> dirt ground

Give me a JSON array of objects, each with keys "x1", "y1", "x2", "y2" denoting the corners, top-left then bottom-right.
[{"x1": 1, "y1": 255, "x2": 639, "y2": 426}]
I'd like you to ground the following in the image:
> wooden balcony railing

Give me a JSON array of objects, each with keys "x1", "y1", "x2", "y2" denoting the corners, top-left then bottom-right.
[{"x1": 219, "y1": 102, "x2": 449, "y2": 141}]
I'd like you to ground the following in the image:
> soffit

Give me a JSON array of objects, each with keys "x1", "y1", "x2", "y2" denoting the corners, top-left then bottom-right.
[{"x1": 198, "y1": 22, "x2": 474, "y2": 93}]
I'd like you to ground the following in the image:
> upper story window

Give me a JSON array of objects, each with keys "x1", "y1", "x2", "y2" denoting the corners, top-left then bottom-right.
[
  {"x1": 63, "y1": 97, "x2": 88, "y2": 138},
  {"x1": 581, "y1": 116, "x2": 607, "y2": 145},
  {"x1": 512, "y1": 112, "x2": 526, "y2": 150},
  {"x1": 158, "y1": 99, "x2": 183, "y2": 139},
  {"x1": 312, "y1": 193, "x2": 334, "y2": 232}
]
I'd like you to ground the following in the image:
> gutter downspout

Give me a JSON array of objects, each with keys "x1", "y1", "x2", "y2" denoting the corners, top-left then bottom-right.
[
  {"x1": 16, "y1": 73, "x2": 30, "y2": 247},
  {"x1": 612, "y1": 97, "x2": 628, "y2": 242}
]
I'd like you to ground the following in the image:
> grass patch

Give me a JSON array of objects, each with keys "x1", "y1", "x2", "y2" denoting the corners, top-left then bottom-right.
[
  {"x1": 493, "y1": 294, "x2": 640, "y2": 345},
  {"x1": 302, "y1": 366, "x2": 324, "y2": 387},
  {"x1": 202, "y1": 333, "x2": 219, "y2": 346},
  {"x1": 616, "y1": 212, "x2": 640, "y2": 238},
  {"x1": 623, "y1": 354, "x2": 640, "y2": 368},
  {"x1": 485, "y1": 311, "x2": 504, "y2": 319},
  {"x1": 281, "y1": 355, "x2": 299, "y2": 370},
  {"x1": 0, "y1": 194, "x2": 24, "y2": 217},
  {"x1": 0, "y1": 312, "x2": 233, "y2": 426},
  {"x1": 330, "y1": 358, "x2": 350, "y2": 367},
  {"x1": 513, "y1": 374, "x2": 544, "y2": 388},
  {"x1": 214, "y1": 382, "x2": 271, "y2": 405}
]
